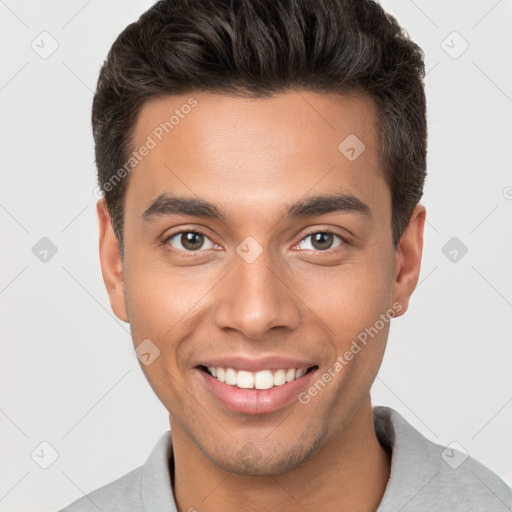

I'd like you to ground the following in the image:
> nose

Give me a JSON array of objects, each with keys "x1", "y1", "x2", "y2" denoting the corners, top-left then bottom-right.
[{"x1": 212, "y1": 243, "x2": 301, "y2": 339}]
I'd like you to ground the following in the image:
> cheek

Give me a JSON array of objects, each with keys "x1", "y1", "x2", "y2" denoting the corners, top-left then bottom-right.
[
  {"x1": 122, "y1": 257, "x2": 216, "y2": 351},
  {"x1": 296, "y1": 255, "x2": 394, "y2": 328},
  {"x1": 332, "y1": 255, "x2": 396, "y2": 377},
  {"x1": 121, "y1": 261, "x2": 199, "y2": 405}
]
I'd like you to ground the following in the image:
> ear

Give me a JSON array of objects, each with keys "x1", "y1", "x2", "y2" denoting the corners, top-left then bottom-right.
[
  {"x1": 392, "y1": 203, "x2": 426, "y2": 317},
  {"x1": 97, "y1": 199, "x2": 129, "y2": 322}
]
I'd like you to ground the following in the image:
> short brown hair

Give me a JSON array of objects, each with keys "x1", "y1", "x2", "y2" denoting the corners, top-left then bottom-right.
[{"x1": 92, "y1": 0, "x2": 427, "y2": 251}]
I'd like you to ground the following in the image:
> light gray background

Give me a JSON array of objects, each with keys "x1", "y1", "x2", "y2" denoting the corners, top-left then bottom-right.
[{"x1": 0, "y1": 1, "x2": 511, "y2": 511}]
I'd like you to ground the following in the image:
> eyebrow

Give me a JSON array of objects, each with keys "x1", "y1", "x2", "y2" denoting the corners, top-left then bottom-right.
[{"x1": 142, "y1": 191, "x2": 372, "y2": 222}]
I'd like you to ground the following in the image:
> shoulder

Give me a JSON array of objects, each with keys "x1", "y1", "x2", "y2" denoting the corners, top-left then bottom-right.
[
  {"x1": 374, "y1": 405, "x2": 512, "y2": 511},
  {"x1": 57, "y1": 465, "x2": 144, "y2": 512},
  {"x1": 57, "y1": 431, "x2": 175, "y2": 512}
]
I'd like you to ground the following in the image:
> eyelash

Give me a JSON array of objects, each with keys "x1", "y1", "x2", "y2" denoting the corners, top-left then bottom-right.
[{"x1": 162, "y1": 228, "x2": 347, "y2": 257}]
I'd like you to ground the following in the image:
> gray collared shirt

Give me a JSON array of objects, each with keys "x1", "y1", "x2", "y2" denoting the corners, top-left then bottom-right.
[{"x1": 58, "y1": 406, "x2": 512, "y2": 511}]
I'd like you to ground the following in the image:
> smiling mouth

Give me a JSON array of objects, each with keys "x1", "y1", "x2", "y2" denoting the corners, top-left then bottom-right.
[{"x1": 198, "y1": 365, "x2": 318, "y2": 390}]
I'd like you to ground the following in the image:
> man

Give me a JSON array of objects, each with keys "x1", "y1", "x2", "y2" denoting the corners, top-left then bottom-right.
[{"x1": 59, "y1": 0, "x2": 511, "y2": 510}]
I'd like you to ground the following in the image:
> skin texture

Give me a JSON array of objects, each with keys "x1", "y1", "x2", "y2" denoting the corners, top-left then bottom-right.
[{"x1": 98, "y1": 90, "x2": 425, "y2": 512}]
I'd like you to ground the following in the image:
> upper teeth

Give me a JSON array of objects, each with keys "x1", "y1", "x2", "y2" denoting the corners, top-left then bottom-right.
[{"x1": 207, "y1": 367, "x2": 308, "y2": 390}]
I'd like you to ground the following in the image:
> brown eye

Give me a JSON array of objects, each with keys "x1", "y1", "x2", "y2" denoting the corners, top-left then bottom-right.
[
  {"x1": 312, "y1": 232, "x2": 334, "y2": 250},
  {"x1": 181, "y1": 232, "x2": 204, "y2": 251},
  {"x1": 166, "y1": 231, "x2": 216, "y2": 252},
  {"x1": 297, "y1": 231, "x2": 344, "y2": 252}
]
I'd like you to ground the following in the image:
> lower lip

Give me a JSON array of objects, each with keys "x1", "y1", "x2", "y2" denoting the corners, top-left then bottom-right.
[{"x1": 196, "y1": 368, "x2": 317, "y2": 414}]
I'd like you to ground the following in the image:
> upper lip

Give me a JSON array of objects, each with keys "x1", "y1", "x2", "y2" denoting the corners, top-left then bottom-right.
[{"x1": 196, "y1": 356, "x2": 317, "y2": 372}]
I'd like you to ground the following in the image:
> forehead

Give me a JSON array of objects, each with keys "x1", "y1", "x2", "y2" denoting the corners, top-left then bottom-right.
[{"x1": 126, "y1": 90, "x2": 388, "y2": 222}]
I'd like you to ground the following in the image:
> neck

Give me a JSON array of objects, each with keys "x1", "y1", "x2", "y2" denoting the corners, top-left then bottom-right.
[{"x1": 171, "y1": 396, "x2": 390, "y2": 512}]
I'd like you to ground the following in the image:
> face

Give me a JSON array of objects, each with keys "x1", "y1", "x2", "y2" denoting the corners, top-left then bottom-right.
[{"x1": 98, "y1": 90, "x2": 424, "y2": 476}]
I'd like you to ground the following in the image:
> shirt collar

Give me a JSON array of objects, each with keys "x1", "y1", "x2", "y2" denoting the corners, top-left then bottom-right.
[
  {"x1": 140, "y1": 430, "x2": 176, "y2": 511},
  {"x1": 373, "y1": 405, "x2": 440, "y2": 511}
]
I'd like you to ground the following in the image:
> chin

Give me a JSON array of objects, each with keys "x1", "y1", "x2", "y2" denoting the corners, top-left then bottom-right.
[{"x1": 202, "y1": 431, "x2": 326, "y2": 476}]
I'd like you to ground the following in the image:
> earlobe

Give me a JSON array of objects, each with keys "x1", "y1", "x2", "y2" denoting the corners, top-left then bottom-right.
[
  {"x1": 392, "y1": 204, "x2": 426, "y2": 316},
  {"x1": 97, "y1": 199, "x2": 129, "y2": 323}
]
